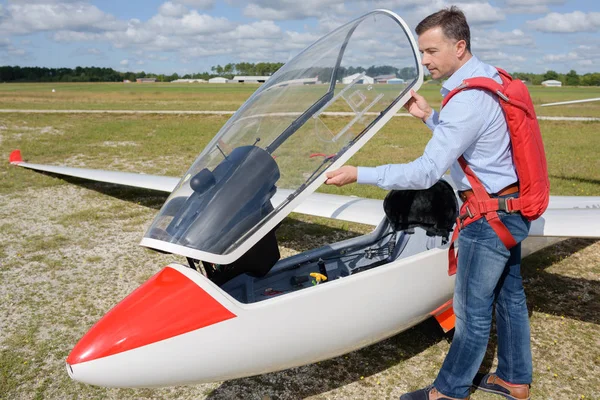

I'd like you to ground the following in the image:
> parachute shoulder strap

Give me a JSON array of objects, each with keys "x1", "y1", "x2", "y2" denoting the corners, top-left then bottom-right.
[{"x1": 442, "y1": 76, "x2": 506, "y2": 108}]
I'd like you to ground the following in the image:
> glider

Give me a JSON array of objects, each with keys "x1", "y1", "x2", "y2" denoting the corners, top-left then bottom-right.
[
  {"x1": 541, "y1": 97, "x2": 600, "y2": 107},
  {"x1": 9, "y1": 9, "x2": 600, "y2": 388}
]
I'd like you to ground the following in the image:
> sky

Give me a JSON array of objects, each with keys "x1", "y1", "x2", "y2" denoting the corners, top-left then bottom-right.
[{"x1": 0, "y1": 0, "x2": 598, "y2": 75}]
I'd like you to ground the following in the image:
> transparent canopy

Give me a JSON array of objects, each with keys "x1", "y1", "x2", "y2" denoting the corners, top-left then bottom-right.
[{"x1": 142, "y1": 10, "x2": 422, "y2": 262}]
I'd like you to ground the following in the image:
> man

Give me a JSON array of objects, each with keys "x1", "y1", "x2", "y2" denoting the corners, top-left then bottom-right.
[{"x1": 325, "y1": 7, "x2": 532, "y2": 400}]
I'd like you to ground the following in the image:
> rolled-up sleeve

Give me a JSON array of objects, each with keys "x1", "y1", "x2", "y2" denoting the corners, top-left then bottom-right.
[
  {"x1": 424, "y1": 109, "x2": 439, "y2": 131},
  {"x1": 357, "y1": 93, "x2": 485, "y2": 190}
]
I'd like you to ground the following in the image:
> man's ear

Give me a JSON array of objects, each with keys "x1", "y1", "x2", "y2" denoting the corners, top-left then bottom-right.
[{"x1": 455, "y1": 39, "x2": 467, "y2": 58}]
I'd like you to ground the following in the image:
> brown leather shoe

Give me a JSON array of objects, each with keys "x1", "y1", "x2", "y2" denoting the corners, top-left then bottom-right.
[{"x1": 472, "y1": 373, "x2": 530, "y2": 400}]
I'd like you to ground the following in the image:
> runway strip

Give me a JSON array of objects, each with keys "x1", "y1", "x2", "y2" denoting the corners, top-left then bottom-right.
[{"x1": 0, "y1": 109, "x2": 598, "y2": 121}]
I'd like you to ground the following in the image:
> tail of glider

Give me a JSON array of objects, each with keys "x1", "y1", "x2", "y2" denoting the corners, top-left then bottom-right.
[{"x1": 9, "y1": 150, "x2": 22, "y2": 164}]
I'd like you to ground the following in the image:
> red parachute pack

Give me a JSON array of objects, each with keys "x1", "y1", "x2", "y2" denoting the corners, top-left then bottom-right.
[{"x1": 443, "y1": 68, "x2": 550, "y2": 275}]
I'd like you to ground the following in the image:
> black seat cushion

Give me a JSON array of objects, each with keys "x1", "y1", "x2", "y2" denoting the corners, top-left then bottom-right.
[{"x1": 383, "y1": 180, "x2": 458, "y2": 238}]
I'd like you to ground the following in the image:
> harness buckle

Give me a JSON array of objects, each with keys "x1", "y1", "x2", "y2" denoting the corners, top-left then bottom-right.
[
  {"x1": 456, "y1": 205, "x2": 474, "y2": 229},
  {"x1": 465, "y1": 205, "x2": 473, "y2": 218},
  {"x1": 498, "y1": 197, "x2": 517, "y2": 213}
]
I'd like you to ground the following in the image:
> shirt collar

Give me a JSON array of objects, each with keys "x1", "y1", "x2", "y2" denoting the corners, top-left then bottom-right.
[{"x1": 441, "y1": 55, "x2": 480, "y2": 96}]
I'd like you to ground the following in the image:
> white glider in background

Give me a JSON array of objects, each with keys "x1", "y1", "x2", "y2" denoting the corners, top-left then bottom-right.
[
  {"x1": 9, "y1": 9, "x2": 600, "y2": 389},
  {"x1": 541, "y1": 97, "x2": 600, "y2": 107}
]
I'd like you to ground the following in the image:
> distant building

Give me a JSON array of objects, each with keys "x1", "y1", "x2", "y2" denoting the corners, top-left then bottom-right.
[
  {"x1": 541, "y1": 79, "x2": 562, "y2": 87},
  {"x1": 123, "y1": 79, "x2": 131, "y2": 83},
  {"x1": 208, "y1": 77, "x2": 229, "y2": 84},
  {"x1": 232, "y1": 76, "x2": 270, "y2": 83},
  {"x1": 171, "y1": 79, "x2": 207, "y2": 83},
  {"x1": 387, "y1": 78, "x2": 405, "y2": 84},
  {"x1": 341, "y1": 73, "x2": 374, "y2": 84},
  {"x1": 374, "y1": 74, "x2": 396, "y2": 84},
  {"x1": 136, "y1": 78, "x2": 156, "y2": 83},
  {"x1": 266, "y1": 77, "x2": 319, "y2": 90}
]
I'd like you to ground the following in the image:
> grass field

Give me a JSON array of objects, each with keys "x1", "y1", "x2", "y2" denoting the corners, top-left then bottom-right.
[
  {"x1": 0, "y1": 83, "x2": 599, "y2": 400},
  {"x1": 1, "y1": 82, "x2": 599, "y2": 117}
]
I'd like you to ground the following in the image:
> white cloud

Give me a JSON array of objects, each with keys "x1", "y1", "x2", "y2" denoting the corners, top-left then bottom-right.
[
  {"x1": 224, "y1": 20, "x2": 281, "y2": 40},
  {"x1": 528, "y1": 11, "x2": 600, "y2": 33},
  {"x1": 501, "y1": 0, "x2": 566, "y2": 14},
  {"x1": 7, "y1": 0, "x2": 84, "y2": 3},
  {"x1": 0, "y1": 2, "x2": 125, "y2": 35},
  {"x1": 72, "y1": 46, "x2": 103, "y2": 56},
  {"x1": 478, "y1": 50, "x2": 525, "y2": 63},
  {"x1": 3, "y1": 0, "x2": 596, "y2": 75},
  {"x1": 366, "y1": 0, "x2": 426, "y2": 9},
  {"x1": 120, "y1": 59, "x2": 129, "y2": 65},
  {"x1": 472, "y1": 28, "x2": 535, "y2": 51},
  {"x1": 9, "y1": 47, "x2": 26, "y2": 56},
  {"x1": 455, "y1": 2, "x2": 505, "y2": 25},
  {"x1": 53, "y1": 30, "x2": 100, "y2": 42},
  {"x1": 504, "y1": 0, "x2": 565, "y2": 4},
  {"x1": 0, "y1": 39, "x2": 28, "y2": 58},
  {"x1": 146, "y1": 10, "x2": 232, "y2": 36},
  {"x1": 175, "y1": 0, "x2": 214, "y2": 9},
  {"x1": 540, "y1": 47, "x2": 600, "y2": 73},
  {"x1": 243, "y1": 0, "x2": 349, "y2": 20},
  {"x1": 158, "y1": 1, "x2": 188, "y2": 18},
  {"x1": 543, "y1": 52, "x2": 578, "y2": 62}
]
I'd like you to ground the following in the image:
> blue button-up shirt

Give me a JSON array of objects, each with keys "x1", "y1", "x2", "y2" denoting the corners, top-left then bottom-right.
[{"x1": 357, "y1": 56, "x2": 517, "y2": 193}]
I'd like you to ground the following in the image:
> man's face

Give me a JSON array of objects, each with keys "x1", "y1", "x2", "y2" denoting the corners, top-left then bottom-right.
[{"x1": 418, "y1": 27, "x2": 462, "y2": 80}]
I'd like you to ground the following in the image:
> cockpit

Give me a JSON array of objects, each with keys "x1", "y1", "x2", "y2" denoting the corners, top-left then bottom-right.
[{"x1": 140, "y1": 10, "x2": 425, "y2": 281}]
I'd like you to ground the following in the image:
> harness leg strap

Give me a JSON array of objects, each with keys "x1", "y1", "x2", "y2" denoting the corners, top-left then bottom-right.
[{"x1": 485, "y1": 211, "x2": 518, "y2": 249}]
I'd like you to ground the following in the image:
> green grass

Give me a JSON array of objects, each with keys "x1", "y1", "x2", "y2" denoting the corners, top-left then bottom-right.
[
  {"x1": 0, "y1": 81, "x2": 598, "y2": 116},
  {"x1": 3, "y1": 112, "x2": 597, "y2": 198},
  {"x1": 419, "y1": 82, "x2": 600, "y2": 117},
  {"x1": 0, "y1": 82, "x2": 260, "y2": 111},
  {"x1": 0, "y1": 83, "x2": 598, "y2": 400},
  {"x1": 22, "y1": 234, "x2": 70, "y2": 253}
]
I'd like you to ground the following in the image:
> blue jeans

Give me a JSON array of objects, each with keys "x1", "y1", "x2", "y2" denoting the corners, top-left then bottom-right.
[{"x1": 434, "y1": 204, "x2": 532, "y2": 398}]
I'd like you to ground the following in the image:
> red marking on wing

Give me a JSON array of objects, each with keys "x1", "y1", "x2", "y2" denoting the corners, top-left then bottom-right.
[
  {"x1": 9, "y1": 150, "x2": 22, "y2": 164},
  {"x1": 67, "y1": 267, "x2": 236, "y2": 365},
  {"x1": 430, "y1": 299, "x2": 455, "y2": 333}
]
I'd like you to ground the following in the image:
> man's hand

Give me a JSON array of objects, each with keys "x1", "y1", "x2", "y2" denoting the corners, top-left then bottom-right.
[
  {"x1": 325, "y1": 166, "x2": 357, "y2": 187},
  {"x1": 404, "y1": 89, "x2": 432, "y2": 122}
]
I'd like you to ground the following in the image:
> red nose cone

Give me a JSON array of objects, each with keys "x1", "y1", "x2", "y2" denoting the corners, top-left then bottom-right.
[{"x1": 67, "y1": 266, "x2": 236, "y2": 365}]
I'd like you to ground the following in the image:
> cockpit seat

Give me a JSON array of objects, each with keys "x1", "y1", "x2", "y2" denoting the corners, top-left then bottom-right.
[{"x1": 383, "y1": 179, "x2": 458, "y2": 240}]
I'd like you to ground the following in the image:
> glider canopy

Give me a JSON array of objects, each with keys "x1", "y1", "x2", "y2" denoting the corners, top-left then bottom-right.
[{"x1": 141, "y1": 10, "x2": 423, "y2": 264}]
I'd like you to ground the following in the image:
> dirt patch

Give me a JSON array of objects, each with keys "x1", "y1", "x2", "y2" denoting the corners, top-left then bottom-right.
[
  {"x1": 1, "y1": 85, "x2": 599, "y2": 398},
  {"x1": 102, "y1": 141, "x2": 140, "y2": 147},
  {"x1": 61, "y1": 154, "x2": 92, "y2": 167},
  {"x1": 1, "y1": 179, "x2": 598, "y2": 400},
  {"x1": 5, "y1": 125, "x2": 64, "y2": 140}
]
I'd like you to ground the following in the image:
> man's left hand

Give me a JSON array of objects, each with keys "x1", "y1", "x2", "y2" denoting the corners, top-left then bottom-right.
[{"x1": 325, "y1": 166, "x2": 357, "y2": 187}]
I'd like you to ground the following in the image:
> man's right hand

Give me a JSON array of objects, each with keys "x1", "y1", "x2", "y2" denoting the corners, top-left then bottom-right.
[{"x1": 404, "y1": 89, "x2": 433, "y2": 122}]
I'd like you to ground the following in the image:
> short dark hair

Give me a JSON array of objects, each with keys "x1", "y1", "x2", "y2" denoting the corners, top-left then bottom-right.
[{"x1": 416, "y1": 6, "x2": 471, "y2": 52}]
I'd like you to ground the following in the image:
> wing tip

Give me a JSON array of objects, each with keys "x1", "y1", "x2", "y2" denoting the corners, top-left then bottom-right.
[{"x1": 9, "y1": 150, "x2": 23, "y2": 165}]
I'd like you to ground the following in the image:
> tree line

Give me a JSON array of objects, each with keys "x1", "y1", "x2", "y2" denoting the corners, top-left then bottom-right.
[
  {"x1": 210, "y1": 62, "x2": 284, "y2": 78},
  {"x1": 510, "y1": 70, "x2": 600, "y2": 86},
  {"x1": 1, "y1": 64, "x2": 599, "y2": 86}
]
